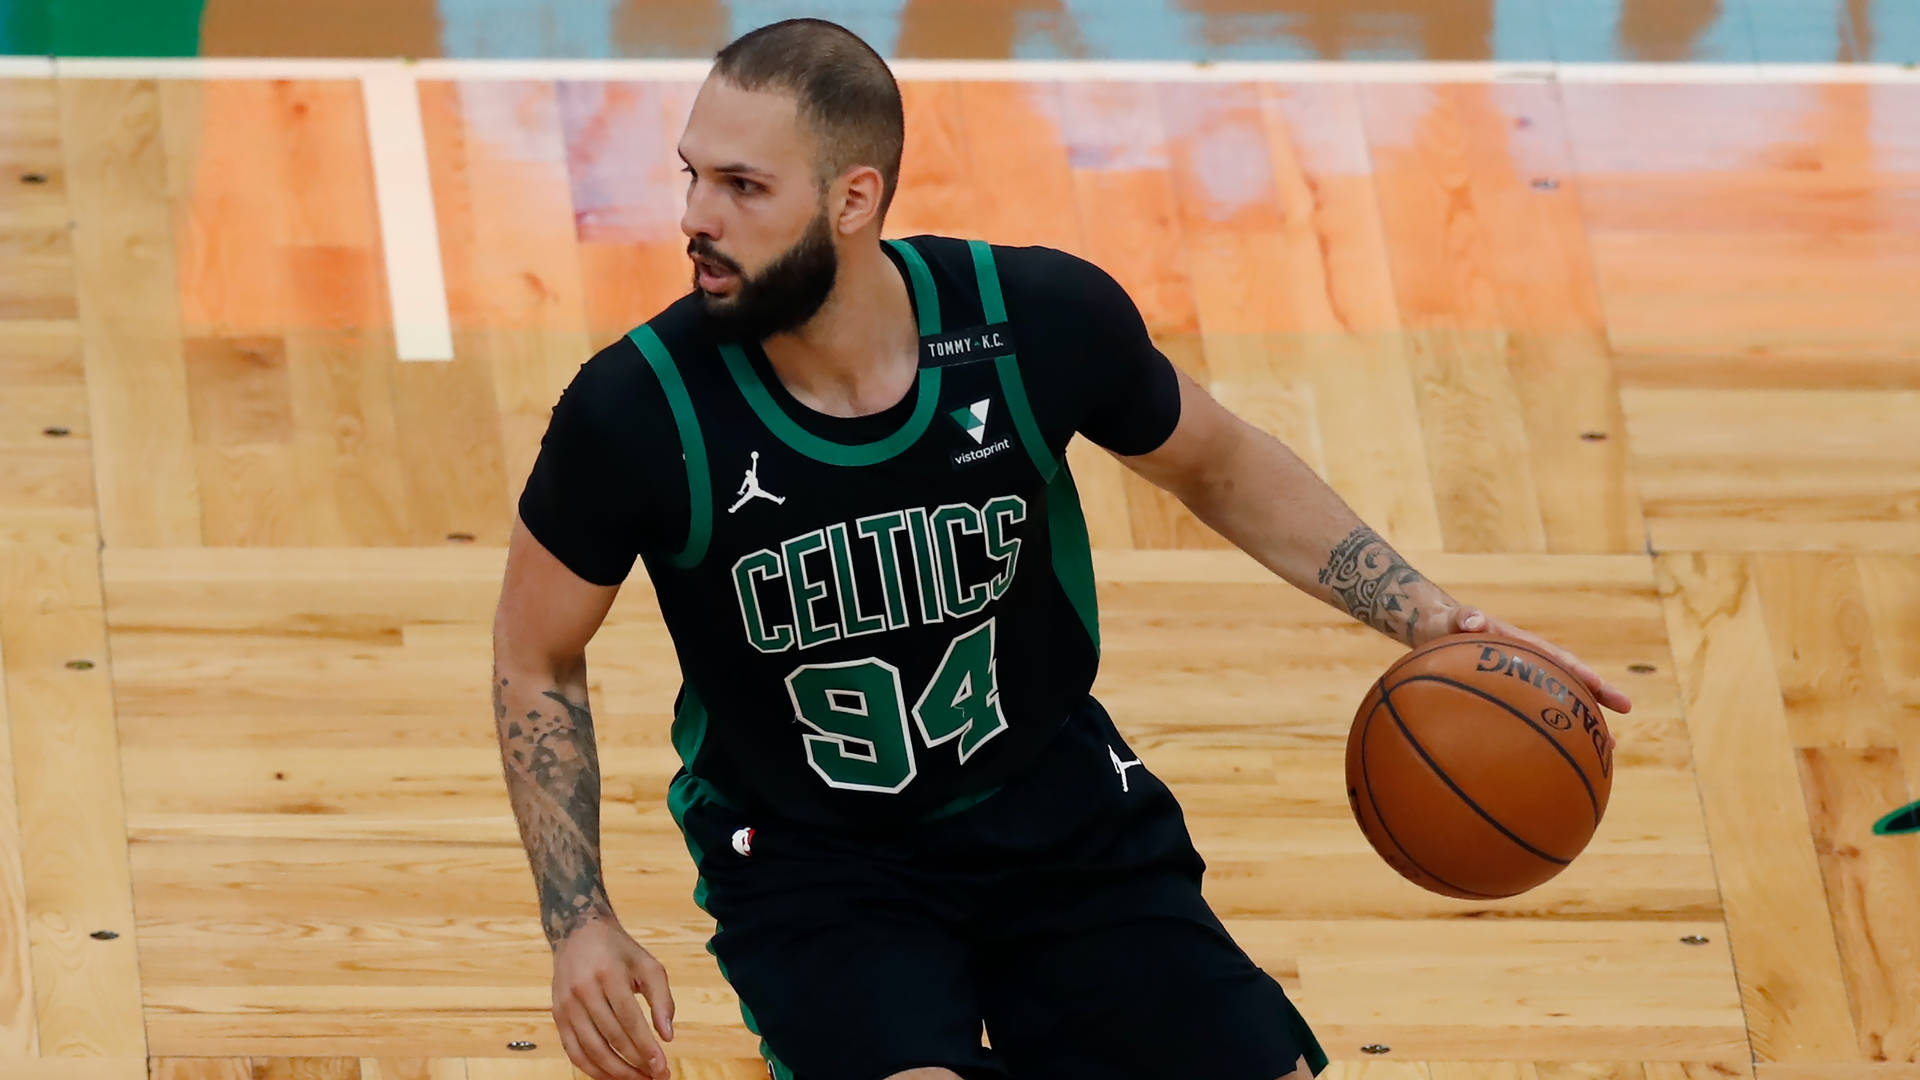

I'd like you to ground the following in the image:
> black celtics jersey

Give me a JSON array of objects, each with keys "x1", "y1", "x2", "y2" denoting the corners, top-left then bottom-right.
[{"x1": 519, "y1": 236, "x2": 1182, "y2": 829}]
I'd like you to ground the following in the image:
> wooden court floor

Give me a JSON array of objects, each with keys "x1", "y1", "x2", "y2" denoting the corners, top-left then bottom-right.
[{"x1": 2, "y1": 70, "x2": 1918, "y2": 1080}]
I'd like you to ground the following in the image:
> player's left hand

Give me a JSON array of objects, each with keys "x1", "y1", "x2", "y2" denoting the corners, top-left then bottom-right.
[{"x1": 1415, "y1": 605, "x2": 1632, "y2": 726}]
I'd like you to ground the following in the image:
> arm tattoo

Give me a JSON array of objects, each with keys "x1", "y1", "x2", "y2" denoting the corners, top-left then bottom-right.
[
  {"x1": 494, "y1": 667, "x2": 614, "y2": 949},
  {"x1": 1318, "y1": 526, "x2": 1428, "y2": 645}
]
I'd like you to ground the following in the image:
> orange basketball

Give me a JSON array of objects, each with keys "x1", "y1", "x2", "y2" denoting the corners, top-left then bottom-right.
[{"x1": 1345, "y1": 636, "x2": 1614, "y2": 899}]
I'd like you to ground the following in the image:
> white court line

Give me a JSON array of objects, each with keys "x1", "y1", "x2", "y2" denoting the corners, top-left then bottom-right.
[
  {"x1": 0, "y1": 56, "x2": 56, "y2": 77},
  {"x1": 361, "y1": 63, "x2": 453, "y2": 362}
]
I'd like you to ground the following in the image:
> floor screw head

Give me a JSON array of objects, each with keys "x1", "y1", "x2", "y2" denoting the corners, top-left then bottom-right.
[
  {"x1": 1681, "y1": 934, "x2": 1710, "y2": 945},
  {"x1": 1362, "y1": 1044, "x2": 1392, "y2": 1054},
  {"x1": 90, "y1": 930, "x2": 119, "y2": 940},
  {"x1": 1629, "y1": 663, "x2": 1657, "y2": 674},
  {"x1": 507, "y1": 1040, "x2": 536, "y2": 1051},
  {"x1": 1531, "y1": 177, "x2": 1560, "y2": 190},
  {"x1": 66, "y1": 659, "x2": 94, "y2": 670}
]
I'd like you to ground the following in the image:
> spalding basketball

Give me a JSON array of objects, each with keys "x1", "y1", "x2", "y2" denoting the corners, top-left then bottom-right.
[{"x1": 1346, "y1": 636, "x2": 1613, "y2": 899}]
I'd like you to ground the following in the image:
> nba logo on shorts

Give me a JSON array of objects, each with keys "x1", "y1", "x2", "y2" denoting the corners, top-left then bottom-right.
[{"x1": 731, "y1": 826, "x2": 756, "y2": 857}]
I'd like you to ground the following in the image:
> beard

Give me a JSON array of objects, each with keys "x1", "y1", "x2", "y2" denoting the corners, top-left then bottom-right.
[{"x1": 690, "y1": 209, "x2": 838, "y2": 343}]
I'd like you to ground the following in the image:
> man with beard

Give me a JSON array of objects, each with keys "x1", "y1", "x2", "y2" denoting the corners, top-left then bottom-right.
[{"x1": 492, "y1": 17, "x2": 1630, "y2": 1080}]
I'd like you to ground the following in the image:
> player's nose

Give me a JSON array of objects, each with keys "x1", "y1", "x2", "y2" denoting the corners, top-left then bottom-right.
[{"x1": 681, "y1": 184, "x2": 723, "y2": 243}]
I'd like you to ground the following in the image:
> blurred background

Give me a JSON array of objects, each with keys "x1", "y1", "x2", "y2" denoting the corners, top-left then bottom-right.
[{"x1": 3, "y1": 0, "x2": 1915, "y2": 62}]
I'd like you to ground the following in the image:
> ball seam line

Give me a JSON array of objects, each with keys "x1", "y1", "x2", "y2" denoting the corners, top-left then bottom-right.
[
  {"x1": 1380, "y1": 685, "x2": 1574, "y2": 867},
  {"x1": 1360, "y1": 698, "x2": 1505, "y2": 899},
  {"x1": 1391, "y1": 671, "x2": 1603, "y2": 825}
]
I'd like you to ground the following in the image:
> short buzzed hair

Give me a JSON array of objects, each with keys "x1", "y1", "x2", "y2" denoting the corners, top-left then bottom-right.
[{"x1": 712, "y1": 19, "x2": 906, "y2": 220}]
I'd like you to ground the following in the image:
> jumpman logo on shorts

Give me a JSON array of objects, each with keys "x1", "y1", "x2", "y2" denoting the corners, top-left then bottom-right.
[
  {"x1": 728, "y1": 451, "x2": 786, "y2": 514},
  {"x1": 1109, "y1": 744, "x2": 1144, "y2": 793}
]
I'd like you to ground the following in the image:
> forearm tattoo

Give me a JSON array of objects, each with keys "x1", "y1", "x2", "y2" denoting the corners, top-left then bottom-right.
[
  {"x1": 494, "y1": 668, "x2": 613, "y2": 948},
  {"x1": 1318, "y1": 526, "x2": 1429, "y2": 645}
]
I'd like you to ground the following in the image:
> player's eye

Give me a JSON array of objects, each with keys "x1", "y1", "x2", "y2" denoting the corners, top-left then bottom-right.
[{"x1": 730, "y1": 176, "x2": 761, "y2": 195}]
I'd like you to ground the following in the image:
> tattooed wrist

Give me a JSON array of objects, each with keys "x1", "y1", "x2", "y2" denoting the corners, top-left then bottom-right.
[
  {"x1": 494, "y1": 669, "x2": 616, "y2": 949},
  {"x1": 1317, "y1": 526, "x2": 1430, "y2": 645}
]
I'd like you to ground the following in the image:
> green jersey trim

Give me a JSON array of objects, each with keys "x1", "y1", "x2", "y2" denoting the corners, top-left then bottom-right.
[
  {"x1": 967, "y1": 240, "x2": 1058, "y2": 484},
  {"x1": 967, "y1": 238, "x2": 1009, "y2": 323},
  {"x1": 668, "y1": 682, "x2": 710, "y2": 774},
  {"x1": 886, "y1": 237, "x2": 942, "y2": 335},
  {"x1": 720, "y1": 343, "x2": 945, "y2": 467},
  {"x1": 628, "y1": 325, "x2": 712, "y2": 569},
  {"x1": 1045, "y1": 465, "x2": 1101, "y2": 656},
  {"x1": 715, "y1": 237, "x2": 948, "y2": 467}
]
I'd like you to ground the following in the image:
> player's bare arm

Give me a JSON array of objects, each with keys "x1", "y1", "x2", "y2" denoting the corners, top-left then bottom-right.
[
  {"x1": 494, "y1": 516, "x2": 676, "y2": 1080},
  {"x1": 1121, "y1": 367, "x2": 1632, "y2": 717}
]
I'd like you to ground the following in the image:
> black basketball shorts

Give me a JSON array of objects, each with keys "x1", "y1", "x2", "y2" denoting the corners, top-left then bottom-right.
[{"x1": 668, "y1": 695, "x2": 1329, "y2": 1080}]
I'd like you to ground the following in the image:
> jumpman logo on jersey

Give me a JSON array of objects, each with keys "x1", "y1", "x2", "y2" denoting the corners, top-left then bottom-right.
[
  {"x1": 1109, "y1": 745, "x2": 1144, "y2": 793},
  {"x1": 728, "y1": 451, "x2": 786, "y2": 514}
]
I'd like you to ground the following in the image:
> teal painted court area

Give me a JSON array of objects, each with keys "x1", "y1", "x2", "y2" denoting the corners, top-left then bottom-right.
[{"x1": 4, "y1": 0, "x2": 1917, "y2": 62}]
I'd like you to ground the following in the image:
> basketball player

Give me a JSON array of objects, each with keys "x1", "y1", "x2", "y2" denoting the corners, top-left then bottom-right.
[{"x1": 491, "y1": 19, "x2": 1632, "y2": 1080}]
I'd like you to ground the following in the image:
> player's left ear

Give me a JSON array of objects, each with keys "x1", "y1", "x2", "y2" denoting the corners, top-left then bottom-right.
[{"x1": 830, "y1": 164, "x2": 885, "y2": 236}]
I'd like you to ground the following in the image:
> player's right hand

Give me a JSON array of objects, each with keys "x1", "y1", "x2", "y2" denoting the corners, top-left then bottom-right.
[{"x1": 551, "y1": 918, "x2": 676, "y2": 1080}]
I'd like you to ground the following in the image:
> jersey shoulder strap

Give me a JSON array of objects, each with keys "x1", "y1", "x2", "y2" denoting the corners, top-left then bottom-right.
[
  {"x1": 963, "y1": 239, "x2": 1058, "y2": 484},
  {"x1": 625, "y1": 322, "x2": 712, "y2": 569}
]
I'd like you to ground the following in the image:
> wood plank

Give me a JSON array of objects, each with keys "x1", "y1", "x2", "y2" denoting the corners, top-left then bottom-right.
[
  {"x1": 1258, "y1": 83, "x2": 1400, "y2": 336},
  {"x1": 164, "y1": 80, "x2": 385, "y2": 339},
  {"x1": 183, "y1": 336, "x2": 309, "y2": 545},
  {"x1": 0, "y1": 547, "x2": 145, "y2": 1057},
  {"x1": 1565, "y1": 83, "x2": 1920, "y2": 359},
  {"x1": 1758, "y1": 1060, "x2": 1920, "y2": 1068},
  {"x1": 1429, "y1": 1064, "x2": 1542, "y2": 1080},
  {"x1": 431, "y1": 81, "x2": 591, "y2": 507},
  {"x1": 1624, "y1": 389, "x2": 1920, "y2": 553},
  {"x1": 1854, "y1": 555, "x2": 1920, "y2": 793},
  {"x1": 0, "y1": 599, "x2": 33, "y2": 1053},
  {"x1": 3, "y1": 1060, "x2": 147, "y2": 1079},
  {"x1": 1257, "y1": 84, "x2": 1443, "y2": 550},
  {"x1": 1643, "y1": 1065, "x2": 1752, "y2": 1080},
  {"x1": 1365, "y1": 82, "x2": 1644, "y2": 553},
  {"x1": 1323, "y1": 1063, "x2": 1431, "y2": 1080},
  {"x1": 0, "y1": 79, "x2": 77, "y2": 323},
  {"x1": 1361, "y1": 84, "x2": 1547, "y2": 553},
  {"x1": 1752, "y1": 554, "x2": 1901, "y2": 749},
  {"x1": 1797, "y1": 747, "x2": 1920, "y2": 1062},
  {"x1": 1655, "y1": 552, "x2": 1858, "y2": 1062},
  {"x1": 0, "y1": 322, "x2": 95, "y2": 547},
  {"x1": 1538, "y1": 1065, "x2": 1647, "y2": 1080},
  {"x1": 1287, "y1": 922, "x2": 1740, "y2": 1059},
  {"x1": 361, "y1": 1060, "x2": 468, "y2": 1080},
  {"x1": 1275, "y1": 334, "x2": 1445, "y2": 551},
  {"x1": 58, "y1": 78, "x2": 202, "y2": 547},
  {"x1": 283, "y1": 331, "x2": 412, "y2": 546}
]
